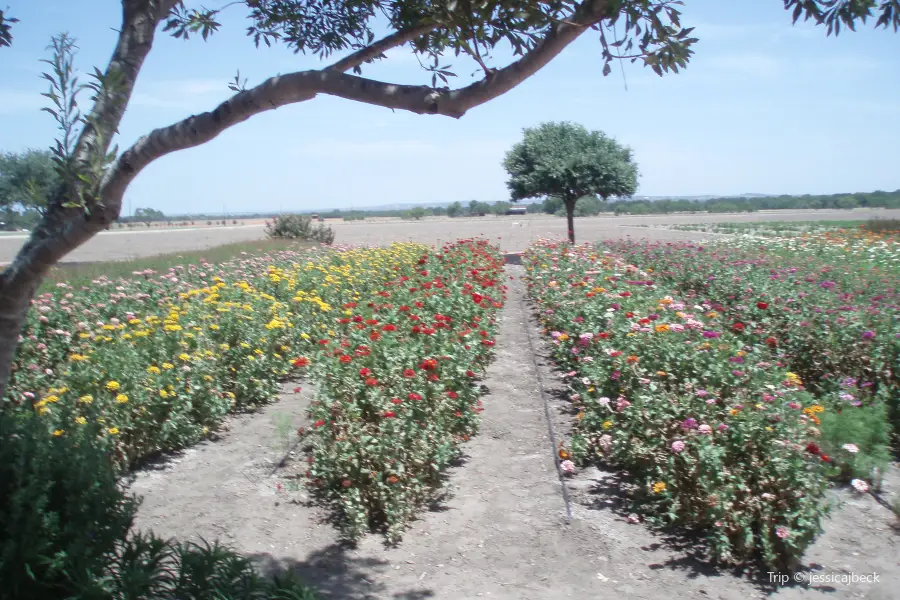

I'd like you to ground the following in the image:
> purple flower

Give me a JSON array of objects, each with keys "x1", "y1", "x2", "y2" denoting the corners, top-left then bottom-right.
[
  {"x1": 717, "y1": 423, "x2": 729, "y2": 432},
  {"x1": 702, "y1": 331, "x2": 721, "y2": 339},
  {"x1": 681, "y1": 418, "x2": 698, "y2": 430},
  {"x1": 861, "y1": 330, "x2": 875, "y2": 340}
]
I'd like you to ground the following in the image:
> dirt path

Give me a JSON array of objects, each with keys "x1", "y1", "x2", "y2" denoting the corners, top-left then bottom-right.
[{"x1": 129, "y1": 266, "x2": 898, "y2": 600}]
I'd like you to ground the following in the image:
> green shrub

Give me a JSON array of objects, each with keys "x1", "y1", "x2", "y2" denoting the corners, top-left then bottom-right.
[
  {"x1": 266, "y1": 214, "x2": 334, "y2": 244},
  {"x1": 818, "y1": 401, "x2": 892, "y2": 485},
  {"x1": 0, "y1": 409, "x2": 316, "y2": 600}
]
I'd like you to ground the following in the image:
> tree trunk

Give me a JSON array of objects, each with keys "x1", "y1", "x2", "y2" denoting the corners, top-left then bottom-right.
[{"x1": 564, "y1": 197, "x2": 576, "y2": 244}]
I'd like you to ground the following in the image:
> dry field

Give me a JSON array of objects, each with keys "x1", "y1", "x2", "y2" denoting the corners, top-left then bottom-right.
[{"x1": 2, "y1": 208, "x2": 898, "y2": 264}]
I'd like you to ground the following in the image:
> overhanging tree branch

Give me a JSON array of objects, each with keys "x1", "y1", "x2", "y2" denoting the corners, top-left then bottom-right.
[
  {"x1": 327, "y1": 22, "x2": 441, "y2": 73},
  {"x1": 99, "y1": 0, "x2": 611, "y2": 216}
]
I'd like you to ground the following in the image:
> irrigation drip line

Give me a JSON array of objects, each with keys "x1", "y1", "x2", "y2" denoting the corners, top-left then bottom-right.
[{"x1": 516, "y1": 271, "x2": 574, "y2": 524}]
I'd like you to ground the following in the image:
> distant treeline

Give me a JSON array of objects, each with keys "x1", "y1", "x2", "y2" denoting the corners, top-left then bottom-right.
[{"x1": 13, "y1": 190, "x2": 897, "y2": 231}]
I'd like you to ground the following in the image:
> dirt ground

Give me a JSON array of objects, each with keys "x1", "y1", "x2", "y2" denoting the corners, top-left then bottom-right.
[
  {"x1": 128, "y1": 267, "x2": 899, "y2": 600},
  {"x1": 2, "y1": 208, "x2": 898, "y2": 264}
]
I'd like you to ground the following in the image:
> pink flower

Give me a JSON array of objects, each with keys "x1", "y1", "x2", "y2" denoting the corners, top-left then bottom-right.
[
  {"x1": 671, "y1": 440, "x2": 686, "y2": 453},
  {"x1": 851, "y1": 479, "x2": 869, "y2": 493},
  {"x1": 560, "y1": 460, "x2": 576, "y2": 474},
  {"x1": 626, "y1": 513, "x2": 641, "y2": 524},
  {"x1": 698, "y1": 424, "x2": 712, "y2": 435},
  {"x1": 598, "y1": 434, "x2": 613, "y2": 453},
  {"x1": 775, "y1": 526, "x2": 790, "y2": 539}
]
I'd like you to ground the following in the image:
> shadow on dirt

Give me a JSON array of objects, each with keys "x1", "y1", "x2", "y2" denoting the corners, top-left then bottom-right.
[
  {"x1": 251, "y1": 544, "x2": 436, "y2": 599},
  {"x1": 579, "y1": 466, "x2": 839, "y2": 594}
]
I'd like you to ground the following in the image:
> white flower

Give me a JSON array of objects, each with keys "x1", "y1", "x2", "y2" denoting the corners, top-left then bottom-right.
[
  {"x1": 850, "y1": 479, "x2": 869, "y2": 494},
  {"x1": 842, "y1": 443, "x2": 859, "y2": 454}
]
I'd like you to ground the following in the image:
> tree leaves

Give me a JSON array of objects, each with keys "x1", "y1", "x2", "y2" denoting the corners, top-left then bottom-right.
[{"x1": 0, "y1": 9, "x2": 17, "y2": 49}]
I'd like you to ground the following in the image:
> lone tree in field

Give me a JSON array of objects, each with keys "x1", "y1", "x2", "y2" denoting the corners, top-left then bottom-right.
[
  {"x1": 504, "y1": 122, "x2": 638, "y2": 243},
  {"x1": 0, "y1": 1, "x2": 897, "y2": 397}
]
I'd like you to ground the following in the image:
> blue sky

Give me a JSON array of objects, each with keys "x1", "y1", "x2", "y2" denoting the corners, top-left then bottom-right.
[{"x1": 1, "y1": 0, "x2": 899, "y2": 215}]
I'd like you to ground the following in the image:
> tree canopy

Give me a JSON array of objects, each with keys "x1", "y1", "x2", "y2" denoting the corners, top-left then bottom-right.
[
  {"x1": 503, "y1": 121, "x2": 638, "y2": 242},
  {"x1": 0, "y1": 150, "x2": 59, "y2": 229}
]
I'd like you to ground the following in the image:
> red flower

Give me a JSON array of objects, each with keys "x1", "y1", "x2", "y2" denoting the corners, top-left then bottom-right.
[
  {"x1": 365, "y1": 377, "x2": 378, "y2": 386},
  {"x1": 342, "y1": 479, "x2": 352, "y2": 488},
  {"x1": 313, "y1": 419, "x2": 326, "y2": 428},
  {"x1": 732, "y1": 322, "x2": 745, "y2": 333},
  {"x1": 419, "y1": 358, "x2": 438, "y2": 371},
  {"x1": 765, "y1": 336, "x2": 778, "y2": 347},
  {"x1": 292, "y1": 356, "x2": 310, "y2": 367},
  {"x1": 359, "y1": 368, "x2": 372, "y2": 377},
  {"x1": 390, "y1": 397, "x2": 403, "y2": 404},
  {"x1": 383, "y1": 324, "x2": 397, "y2": 332},
  {"x1": 383, "y1": 411, "x2": 397, "y2": 418},
  {"x1": 408, "y1": 393, "x2": 422, "y2": 401},
  {"x1": 403, "y1": 369, "x2": 416, "y2": 378},
  {"x1": 339, "y1": 355, "x2": 352, "y2": 364},
  {"x1": 293, "y1": 386, "x2": 302, "y2": 393},
  {"x1": 756, "y1": 302, "x2": 769, "y2": 310},
  {"x1": 466, "y1": 370, "x2": 476, "y2": 378},
  {"x1": 806, "y1": 442, "x2": 820, "y2": 455},
  {"x1": 447, "y1": 391, "x2": 458, "y2": 399},
  {"x1": 472, "y1": 293, "x2": 483, "y2": 304},
  {"x1": 370, "y1": 331, "x2": 381, "y2": 341},
  {"x1": 352, "y1": 315, "x2": 363, "y2": 323},
  {"x1": 626, "y1": 312, "x2": 635, "y2": 319},
  {"x1": 482, "y1": 340, "x2": 495, "y2": 347},
  {"x1": 820, "y1": 454, "x2": 831, "y2": 463}
]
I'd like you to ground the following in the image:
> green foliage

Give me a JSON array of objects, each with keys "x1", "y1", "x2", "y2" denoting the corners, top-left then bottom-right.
[
  {"x1": 0, "y1": 149, "x2": 59, "y2": 220},
  {"x1": 0, "y1": 8, "x2": 17, "y2": 48},
  {"x1": 266, "y1": 214, "x2": 335, "y2": 244},
  {"x1": 0, "y1": 408, "x2": 137, "y2": 598},
  {"x1": 133, "y1": 207, "x2": 166, "y2": 225},
  {"x1": 446, "y1": 202, "x2": 463, "y2": 217},
  {"x1": 0, "y1": 408, "x2": 318, "y2": 599},
  {"x1": 505, "y1": 121, "x2": 637, "y2": 240},
  {"x1": 818, "y1": 403, "x2": 892, "y2": 485}
]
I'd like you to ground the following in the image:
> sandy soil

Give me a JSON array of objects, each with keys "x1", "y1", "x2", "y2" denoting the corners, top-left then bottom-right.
[
  {"x1": 2, "y1": 209, "x2": 898, "y2": 264},
  {"x1": 128, "y1": 267, "x2": 899, "y2": 600}
]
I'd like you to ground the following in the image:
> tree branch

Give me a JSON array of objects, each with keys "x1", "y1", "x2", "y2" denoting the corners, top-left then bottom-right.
[
  {"x1": 327, "y1": 22, "x2": 440, "y2": 73},
  {"x1": 99, "y1": 0, "x2": 611, "y2": 217}
]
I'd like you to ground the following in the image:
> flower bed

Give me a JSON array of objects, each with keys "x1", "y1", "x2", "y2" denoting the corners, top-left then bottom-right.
[
  {"x1": 598, "y1": 234, "x2": 899, "y2": 439},
  {"x1": 523, "y1": 239, "x2": 868, "y2": 569},
  {"x1": 7, "y1": 239, "x2": 504, "y2": 539}
]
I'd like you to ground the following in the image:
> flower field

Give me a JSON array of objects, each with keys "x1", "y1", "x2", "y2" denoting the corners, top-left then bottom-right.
[
  {"x1": 523, "y1": 229, "x2": 898, "y2": 569},
  {"x1": 7, "y1": 238, "x2": 505, "y2": 539}
]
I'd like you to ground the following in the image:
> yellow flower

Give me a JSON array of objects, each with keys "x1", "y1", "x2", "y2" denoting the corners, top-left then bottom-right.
[
  {"x1": 652, "y1": 482, "x2": 667, "y2": 494},
  {"x1": 162, "y1": 362, "x2": 174, "y2": 370},
  {"x1": 602, "y1": 420, "x2": 613, "y2": 430},
  {"x1": 68, "y1": 353, "x2": 88, "y2": 362},
  {"x1": 75, "y1": 416, "x2": 87, "y2": 425},
  {"x1": 53, "y1": 429, "x2": 65, "y2": 436},
  {"x1": 179, "y1": 353, "x2": 191, "y2": 361},
  {"x1": 79, "y1": 395, "x2": 94, "y2": 404},
  {"x1": 108, "y1": 427, "x2": 120, "y2": 435},
  {"x1": 116, "y1": 394, "x2": 129, "y2": 404},
  {"x1": 159, "y1": 389, "x2": 169, "y2": 398},
  {"x1": 147, "y1": 365, "x2": 161, "y2": 375},
  {"x1": 106, "y1": 381, "x2": 120, "y2": 391}
]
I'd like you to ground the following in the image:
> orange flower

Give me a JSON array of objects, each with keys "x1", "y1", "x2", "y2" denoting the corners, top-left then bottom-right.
[{"x1": 626, "y1": 355, "x2": 639, "y2": 364}]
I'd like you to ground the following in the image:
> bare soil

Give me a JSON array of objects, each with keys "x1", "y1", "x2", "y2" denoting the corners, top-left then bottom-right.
[
  {"x1": 3, "y1": 209, "x2": 899, "y2": 264},
  {"x1": 128, "y1": 267, "x2": 899, "y2": 600}
]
